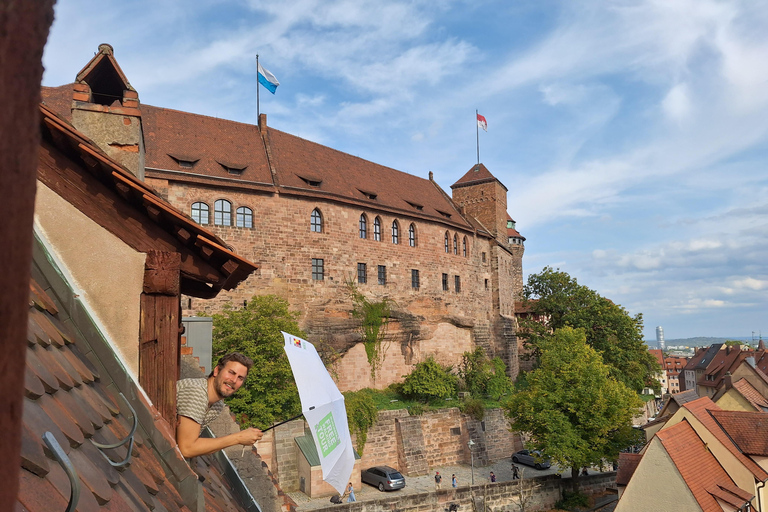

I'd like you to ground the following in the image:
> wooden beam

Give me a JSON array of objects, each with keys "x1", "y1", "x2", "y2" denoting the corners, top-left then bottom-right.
[{"x1": 143, "y1": 251, "x2": 180, "y2": 296}]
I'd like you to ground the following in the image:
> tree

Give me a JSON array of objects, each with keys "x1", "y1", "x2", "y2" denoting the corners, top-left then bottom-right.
[
  {"x1": 459, "y1": 347, "x2": 513, "y2": 400},
  {"x1": 401, "y1": 357, "x2": 457, "y2": 402},
  {"x1": 211, "y1": 295, "x2": 303, "y2": 429},
  {"x1": 518, "y1": 267, "x2": 660, "y2": 393},
  {"x1": 505, "y1": 327, "x2": 642, "y2": 479}
]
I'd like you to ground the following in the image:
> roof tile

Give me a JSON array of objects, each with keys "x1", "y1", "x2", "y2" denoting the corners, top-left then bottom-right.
[
  {"x1": 19, "y1": 425, "x2": 50, "y2": 478},
  {"x1": 53, "y1": 385, "x2": 98, "y2": 438},
  {"x1": 616, "y1": 452, "x2": 641, "y2": 485},
  {"x1": 67, "y1": 446, "x2": 115, "y2": 504},
  {"x1": 24, "y1": 364, "x2": 45, "y2": 400},
  {"x1": 710, "y1": 409, "x2": 768, "y2": 455},
  {"x1": 33, "y1": 346, "x2": 75, "y2": 390},
  {"x1": 67, "y1": 385, "x2": 106, "y2": 430},
  {"x1": 732, "y1": 378, "x2": 768, "y2": 410},
  {"x1": 18, "y1": 469, "x2": 68, "y2": 512},
  {"x1": 38, "y1": 393, "x2": 85, "y2": 448},
  {"x1": 22, "y1": 398, "x2": 70, "y2": 455},
  {"x1": 46, "y1": 462, "x2": 103, "y2": 512}
]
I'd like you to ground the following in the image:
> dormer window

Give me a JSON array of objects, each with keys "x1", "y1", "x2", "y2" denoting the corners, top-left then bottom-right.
[
  {"x1": 169, "y1": 154, "x2": 200, "y2": 169},
  {"x1": 406, "y1": 201, "x2": 424, "y2": 211},
  {"x1": 297, "y1": 174, "x2": 322, "y2": 187},
  {"x1": 437, "y1": 210, "x2": 452, "y2": 219},
  {"x1": 358, "y1": 189, "x2": 377, "y2": 200},
  {"x1": 218, "y1": 162, "x2": 247, "y2": 175},
  {"x1": 507, "y1": 220, "x2": 515, "y2": 229}
]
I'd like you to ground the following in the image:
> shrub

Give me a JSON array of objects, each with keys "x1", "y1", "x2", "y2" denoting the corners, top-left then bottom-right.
[
  {"x1": 460, "y1": 398, "x2": 485, "y2": 421},
  {"x1": 344, "y1": 389, "x2": 378, "y2": 455},
  {"x1": 401, "y1": 357, "x2": 457, "y2": 402},
  {"x1": 555, "y1": 490, "x2": 589, "y2": 509}
]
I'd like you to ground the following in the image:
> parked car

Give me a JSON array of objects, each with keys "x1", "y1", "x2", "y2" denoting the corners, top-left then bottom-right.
[
  {"x1": 512, "y1": 449, "x2": 551, "y2": 469},
  {"x1": 361, "y1": 465, "x2": 406, "y2": 491}
]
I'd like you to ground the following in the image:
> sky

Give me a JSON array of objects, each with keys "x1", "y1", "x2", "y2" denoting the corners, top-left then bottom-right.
[{"x1": 42, "y1": 0, "x2": 768, "y2": 341}]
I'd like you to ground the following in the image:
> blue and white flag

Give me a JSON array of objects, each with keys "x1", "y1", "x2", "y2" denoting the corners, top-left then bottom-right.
[{"x1": 258, "y1": 63, "x2": 280, "y2": 94}]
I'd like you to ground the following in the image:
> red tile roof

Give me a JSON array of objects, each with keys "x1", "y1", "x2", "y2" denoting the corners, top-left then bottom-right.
[
  {"x1": 649, "y1": 349, "x2": 664, "y2": 366},
  {"x1": 20, "y1": 279, "x2": 248, "y2": 511},
  {"x1": 710, "y1": 409, "x2": 768, "y2": 456},
  {"x1": 698, "y1": 347, "x2": 751, "y2": 390},
  {"x1": 656, "y1": 420, "x2": 749, "y2": 512},
  {"x1": 731, "y1": 378, "x2": 768, "y2": 411},
  {"x1": 451, "y1": 163, "x2": 507, "y2": 191},
  {"x1": 616, "y1": 452, "x2": 641, "y2": 485},
  {"x1": 681, "y1": 397, "x2": 768, "y2": 480}
]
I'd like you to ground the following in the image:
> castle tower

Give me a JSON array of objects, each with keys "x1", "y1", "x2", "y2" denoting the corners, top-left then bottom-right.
[{"x1": 69, "y1": 44, "x2": 145, "y2": 179}]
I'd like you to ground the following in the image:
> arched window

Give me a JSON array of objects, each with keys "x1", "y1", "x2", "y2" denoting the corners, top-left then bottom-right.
[
  {"x1": 236, "y1": 206, "x2": 253, "y2": 228},
  {"x1": 191, "y1": 202, "x2": 209, "y2": 225},
  {"x1": 311, "y1": 208, "x2": 323, "y2": 232},
  {"x1": 373, "y1": 217, "x2": 381, "y2": 241},
  {"x1": 214, "y1": 199, "x2": 231, "y2": 226},
  {"x1": 462, "y1": 236, "x2": 467, "y2": 257},
  {"x1": 409, "y1": 224, "x2": 416, "y2": 247},
  {"x1": 359, "y1": 214, "x2": 367, "y2": 239},
  {"x1": 392, "y1": 220, "x2": 400, "y2": 244},
  {"x1": 444, "y1": 232, "x2": 450, "y2": 253},
  {"x1": 453, "y1": 234, "x2": 458, "y2": 255}
]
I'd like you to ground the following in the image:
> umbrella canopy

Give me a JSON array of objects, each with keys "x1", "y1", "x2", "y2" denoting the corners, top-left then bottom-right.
[{"x1": 282, "y1": 332, "x2": 355, "y2": 495}]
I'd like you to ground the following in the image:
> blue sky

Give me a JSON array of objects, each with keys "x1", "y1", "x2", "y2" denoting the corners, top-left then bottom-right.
[{"x1": 42, "y1": 0, "x2": 768, "y2": 341}]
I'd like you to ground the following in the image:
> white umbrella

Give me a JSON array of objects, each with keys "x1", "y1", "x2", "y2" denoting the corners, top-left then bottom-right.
[{"x1": 282, "y1": 332, "x2": 355, "y2": 495}]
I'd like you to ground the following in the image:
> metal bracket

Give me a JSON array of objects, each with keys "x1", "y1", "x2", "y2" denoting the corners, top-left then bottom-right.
[
  {"x1": 92, "y1": 392, "x2": 138, "y2": 468},
  {"x1": 43, "y1": 431, "x2": 81, "y2": 512}
]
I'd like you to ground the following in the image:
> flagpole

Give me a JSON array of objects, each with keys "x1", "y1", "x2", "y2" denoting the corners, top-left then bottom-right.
[
  {"x1": 256, "y1": 54, "x2": 260, "y2": 120},
  {"x1": 476, "y1": 109, "x2": 480, "y2": 164}
]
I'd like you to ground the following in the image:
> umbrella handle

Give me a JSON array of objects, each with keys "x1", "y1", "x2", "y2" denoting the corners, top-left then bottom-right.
[{"x1": 262, "y1": 407, "x2": 313, "y2": 432}]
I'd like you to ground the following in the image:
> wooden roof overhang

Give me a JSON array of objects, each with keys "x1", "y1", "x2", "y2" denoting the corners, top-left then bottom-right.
[{"x1": 38, "y1": 104, "x2": 258, "y2": 298}]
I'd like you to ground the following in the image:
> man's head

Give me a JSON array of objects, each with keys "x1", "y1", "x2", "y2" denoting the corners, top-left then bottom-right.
[{"x1": 210, "y1": 352, "x2": 254, "y2": 400}]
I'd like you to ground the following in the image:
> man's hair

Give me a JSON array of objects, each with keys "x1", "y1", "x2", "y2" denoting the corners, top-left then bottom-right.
[{"x1": 209, "y1": 352, "x2": 254, "y2": 377}]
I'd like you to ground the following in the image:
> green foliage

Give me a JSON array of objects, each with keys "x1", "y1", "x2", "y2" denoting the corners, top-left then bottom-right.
[
  {"x1": 401, "y1": 357, "x2": 457, "y2": 402},
  {"x1": 555, "y1": 490, "x2": 589, "y2": 509},
  {"x1": 505, "y1": 327, "x2": 643, "y2": 476},
  {"x1": 724, "y1": 340, "x2": 743, "y2": 347},
  {"x1": 348, "y1": 283, "x2": 393, "y2": 382},
  {"x1": 459, "y1": 347, "x2": 513, "y2": 400},
  {"x1": 343, "y1": 389, "x2": 379, "y2": 455},
  {"x1": 460, "y1": 398, "x2": 485, "y2": 421},
  {"x1": 407, "y1": 403, "x2": 425, "y2": 416},
  {"x1": 211, "y1": 295, "x2": 303, "y2": 429},
  {"x1": 519, "y1": 267, "x2": 660, "y2": 393}
]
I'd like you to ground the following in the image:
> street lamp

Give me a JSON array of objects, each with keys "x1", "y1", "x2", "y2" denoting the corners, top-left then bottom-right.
[{"x1": 468, "y1": 439, "x2": 475, "y2": 486}]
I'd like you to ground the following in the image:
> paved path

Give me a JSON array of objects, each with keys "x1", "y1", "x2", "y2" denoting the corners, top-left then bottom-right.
[{"x1": 290, "y1": 459, "x2": 605, "y2": 510}]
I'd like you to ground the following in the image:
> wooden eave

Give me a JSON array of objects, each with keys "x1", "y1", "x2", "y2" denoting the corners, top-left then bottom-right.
[{"x1": 39, "y1": 104, "x2": 258, "y2": 296}]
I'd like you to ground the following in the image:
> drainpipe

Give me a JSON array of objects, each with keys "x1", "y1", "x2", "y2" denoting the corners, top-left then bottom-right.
[{"x1": 752, "y1": 478, "x2": 766, "y2": 512}]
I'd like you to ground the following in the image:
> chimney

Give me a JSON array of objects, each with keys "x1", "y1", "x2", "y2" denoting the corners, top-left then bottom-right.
[
  {"x1": 724, "y1": 372, "x2": 732, "y2": 390},
  {"x1": 259, "y1": 113, "x2": 267, "y2": 135}
]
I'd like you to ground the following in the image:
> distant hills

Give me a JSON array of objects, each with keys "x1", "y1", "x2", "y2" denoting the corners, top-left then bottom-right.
[{"x1": 645, "y1": 336, "x2": 758, "y2": 349}]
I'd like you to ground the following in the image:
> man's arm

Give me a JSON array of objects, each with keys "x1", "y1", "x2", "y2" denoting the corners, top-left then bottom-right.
[{"x1": 176, "y1": 416, "x2": 263, "y2": 458}]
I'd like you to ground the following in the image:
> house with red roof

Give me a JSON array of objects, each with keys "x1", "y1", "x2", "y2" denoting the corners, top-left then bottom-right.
[
  {"x1": 616, "y1": 396, "x2": 768, "y2": 512},
  {"x1": 42, "y1": 44, "x2": 528, "y2": 390}
]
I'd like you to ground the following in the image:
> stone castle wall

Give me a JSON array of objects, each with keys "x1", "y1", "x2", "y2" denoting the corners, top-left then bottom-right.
[{"x1": 147, "y1": 178, "x2": 523, "y2": 389}]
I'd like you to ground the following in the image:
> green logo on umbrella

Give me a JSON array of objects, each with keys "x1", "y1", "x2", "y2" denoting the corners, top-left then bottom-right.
[{"x1": 315, "y1": 412, "x2": 341, "y2": 457}]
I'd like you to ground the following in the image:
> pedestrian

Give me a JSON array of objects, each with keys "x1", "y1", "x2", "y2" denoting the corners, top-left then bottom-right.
[
  {"x1": 512, "y1": 464, "x2": 519, "y2": 480},
  {"x1": 581, "y1": 466, "x2": 589, "y2": 476},
  {"x1": 435, "y1": 471, "x2": 442, "y2": 490},
  {"x1": 452, "y1": 474, "x2": 458, "y2": 488},
  {"x1": 346, "y1": 482, "x2": 356, "y2": 502},
  {"x1": 490, "y1": 471, "x2": 496, "y2": 483}
]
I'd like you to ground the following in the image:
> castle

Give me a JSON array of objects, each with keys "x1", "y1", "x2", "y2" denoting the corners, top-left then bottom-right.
[{"x1": 42, "y1": 44, "x2": 526, "y2": 390}]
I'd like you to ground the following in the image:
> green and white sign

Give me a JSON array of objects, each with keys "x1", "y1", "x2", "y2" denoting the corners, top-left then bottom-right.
[{"x1": 315, "y1": 412, "x2": 341, "y2": 457}]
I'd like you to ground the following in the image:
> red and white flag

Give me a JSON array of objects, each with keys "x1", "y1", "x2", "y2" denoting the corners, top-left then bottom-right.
[{"x1": 477, "y1": 113, "x2": 488, "y2": 132}]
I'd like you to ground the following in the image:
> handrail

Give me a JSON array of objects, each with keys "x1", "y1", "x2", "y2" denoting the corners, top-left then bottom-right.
[
  {"x1": 92, "y1": 392, "x2": 138, "y2": 467},
  {"x1": 43, "y1": 432, "x2": 80, "y2": 512}
]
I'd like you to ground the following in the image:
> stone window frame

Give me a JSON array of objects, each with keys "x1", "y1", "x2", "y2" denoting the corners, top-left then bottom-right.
[
  {"x1": 462, "y1": 236, "x2": 468, "y2": 257},
  {"x1": 311, "y1": 208, "x2": 323, "y2": 233},
  {"x1": 378, "y1": 265, "x2": 387, "y2": 286},
  {"x1": 408, "y1": 223, "x2": 417, "y2": 247},
  {"x1": 214, "y1": 199, "x2": 232, "y2": 226},
  {"x1": 358, "y1": 262, "x2": 367, "y2": 284},
  {"x1": 444, "y1": 232, "x2": 449, "y2": 253},
  {"x1": 312, "y1": 258, "x2": 324, "y2": 280},
  {"x1": 411, "y1": 269, "x2": 420, "y2": 290},
  {"x1": 453, "y1": 234, "x2": 458, "y2": 255},
  {"x1": 191, "y1": 201, "x2": 209, "y2": 225},
  {"x1": 392, "y1": 220, "x2": 400, "y2": 244},
  {"x1": 454, "y1": 275, "x2": 461, "y2": 293},
  {"x1": 359, "y1": 214, "x2": 368, "y2": 239},
  {"x1": 442, "y1": 273, "x2": 449, "y2": 291},
  {"x1": 236, "y1": 206, "x2": 253, "y2": 228},
  {"x1": 373, "y1": 217, "x2": 382, "y2": 241}
]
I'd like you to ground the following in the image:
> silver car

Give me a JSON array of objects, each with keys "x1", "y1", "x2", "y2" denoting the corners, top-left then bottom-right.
[
  {"x1": 512, "y1": 449, "x2": 551, "y2": 469},
  {"x1": 361, "y1": 465, "x2": 406, "y2": 491}
]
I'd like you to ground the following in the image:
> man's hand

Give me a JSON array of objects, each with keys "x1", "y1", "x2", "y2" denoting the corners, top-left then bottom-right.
[{"x1": 234, "y1": 427, "x2": 263, "y2": 446}]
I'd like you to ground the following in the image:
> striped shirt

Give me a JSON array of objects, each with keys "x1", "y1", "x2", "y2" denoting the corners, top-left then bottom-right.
[{"x1": 176, "y1": 378, "x2": 225, "y2": 431}]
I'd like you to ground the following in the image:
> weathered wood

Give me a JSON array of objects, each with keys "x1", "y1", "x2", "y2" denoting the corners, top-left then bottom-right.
[
  {"x1": 143, "y1": 250, "x2": 181, "y2": 295},
  {"x1": 139, "y1": 292, "x2": 180, "y2": 424},
  {"x1": 37, "y1": 140, "x2": 225, "y2": 291},
  {"x1": 1, "y1": 3, "x2": 55, "y2": 510}
]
